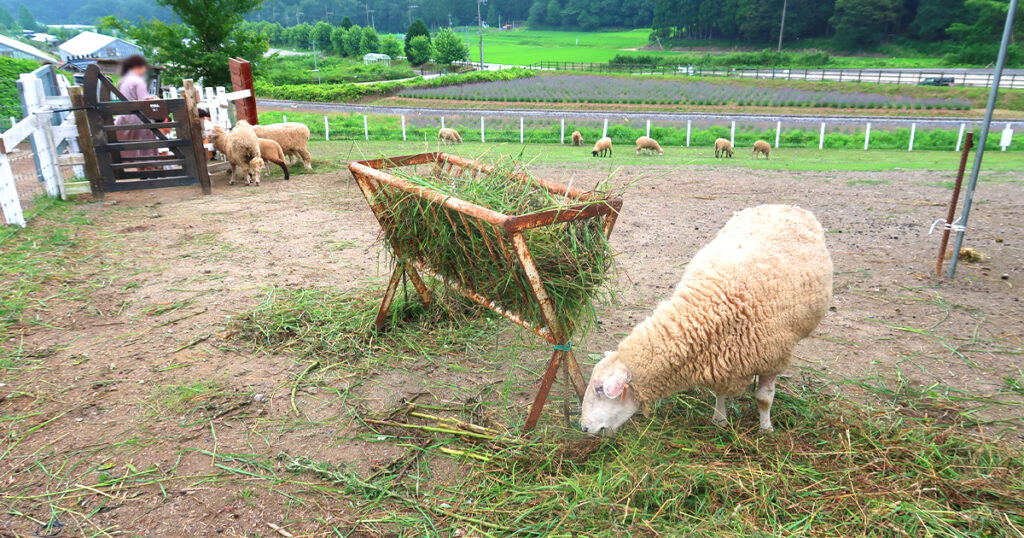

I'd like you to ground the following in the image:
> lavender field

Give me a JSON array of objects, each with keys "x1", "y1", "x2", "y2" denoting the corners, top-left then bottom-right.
[{"x1": 399, "y1": 75, "x2": 972, "y2": 110}]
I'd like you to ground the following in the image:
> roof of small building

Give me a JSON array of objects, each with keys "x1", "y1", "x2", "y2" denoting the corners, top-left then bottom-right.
[
  {"x1": 363, "y1": 53, "x2": 391, "y2": 60},
  {"x1": 0, "y1": 33, "x2": 57, "y2": 63},
  {"x1": 58, "y1": 31, "x2": 135, "y2": 57}
]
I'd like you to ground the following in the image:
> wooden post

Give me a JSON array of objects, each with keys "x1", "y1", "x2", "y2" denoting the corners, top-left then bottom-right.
[
  {"x1": 183, "y1": 79, "x2": 212, "y2": 195},
  {"x1": 0, "y1": 152, "x2": 25, "y2": 226},
  {"x1": 69, "y1": 86, "x2": 103, "y2": 199},
  {"x1": 863, "y1": 122, "x2": 871, "y2": 150}
]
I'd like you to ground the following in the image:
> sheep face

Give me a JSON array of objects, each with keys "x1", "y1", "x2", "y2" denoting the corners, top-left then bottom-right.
[{"x1": 580, "y1": 352, "x2": 639, "y2": 435}]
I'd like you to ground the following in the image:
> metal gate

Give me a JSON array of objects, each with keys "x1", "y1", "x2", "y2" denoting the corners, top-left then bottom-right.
[{"x1": 82, "y1": 64, "x2": 210, "y2": 194}]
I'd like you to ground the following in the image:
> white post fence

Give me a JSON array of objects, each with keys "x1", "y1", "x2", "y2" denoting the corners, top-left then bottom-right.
[
  {"x1": 324, "y1": 116, "x2": 330, "y2": 141},
  {"x1": 864, "y1": 122, "x2": 871, "y2": 150},
  {"x1": 646, "y1": 119, "x2": 651, "y2": 138},
  {"x1": 363, "y1": 115, "x2": 368, "y2": 141},
  {"x1": 480, "y1": 117, "x2": 485, "y2": 143},
  {"x1": 602, "y1": 118, "x2": 608, "y2": 138},
  {"x1": 519, "y1": 117, "x2": 524, "y2": 143},
  {"x1": 730, "y1": 121, "x2": 735, "y2": 146},
  {"x1": 818, "y1": 122, "x2": 826, "y2": 150},
  {"x1": 775, "y1": 121, "x2": 781, "y2": 148},
  {"x1": 956, "y1": 123, "x2": 966, "y2": 152},
  {"x1": 686, "y1": 120, "x2": 691, "y2": 147},
  {"x1": 440, "y1": 117, "x2": 445, "y2": 129},
  {"x1": 401, "y1": 115, "x2": 406, "y2": 141},
  {"x1": 560, "y1": 118, "x2": 564, "y2": 144},
  {"x1": 908, "y1": 123, "x2": 916, "y2": 151}
]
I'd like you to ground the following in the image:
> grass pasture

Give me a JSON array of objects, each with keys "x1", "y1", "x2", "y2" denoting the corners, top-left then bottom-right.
[{"x1": 0, "y1": 145, "x2": 1022, "y2": 535}]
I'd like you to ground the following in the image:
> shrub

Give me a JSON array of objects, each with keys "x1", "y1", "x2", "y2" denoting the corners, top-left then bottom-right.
[
  {"x1": 433, "y1": 28, "x2": 468, "y2": 65},
  {"x1": 407, "y1": 35, "x2": 433, "y2": 66}
]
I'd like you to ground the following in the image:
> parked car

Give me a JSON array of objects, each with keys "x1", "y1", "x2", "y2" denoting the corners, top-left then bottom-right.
[{"x1": 919, "y1": 77, "x2": 955, "y2": 86}]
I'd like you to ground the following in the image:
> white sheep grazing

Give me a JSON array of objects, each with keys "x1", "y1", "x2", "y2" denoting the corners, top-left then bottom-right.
[
  {"x1": 438, "y1": 128, "x2": 463, "y2": 144},
  {"x1": 592, "y1": 136, "x2": 612, "y2": 157},
  {"x1": 210, "y1": 121, "x2": 264, "y2": 186},
  {"x1": 571, "y1": 131, "x2": 583, "y2": 146},
  {"x1": 714, "y1": 138, "x2": 734, "y2": 158},
  {"x1": 752, "y1": 140, "x2": 771, "y2": 159},
  {"x1": 635, "y1": 136, "x2": 664, "y2": 155},
  {"x1": 581, "y1": 204, "x2": 833, "y2": 435},
  {"x1": 252, "y1": 122, "x2": 312, "y2": 170}
]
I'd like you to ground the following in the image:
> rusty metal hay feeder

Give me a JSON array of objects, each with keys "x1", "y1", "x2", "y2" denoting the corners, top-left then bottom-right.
[{"x1": 349, "y1": 152, "x2": 622, "y2": 429}]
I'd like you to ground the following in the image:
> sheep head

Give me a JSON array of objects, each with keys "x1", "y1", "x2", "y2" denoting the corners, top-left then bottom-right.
[{"x1": 580, "y1": 352, "x2": 639, "y2": 436}]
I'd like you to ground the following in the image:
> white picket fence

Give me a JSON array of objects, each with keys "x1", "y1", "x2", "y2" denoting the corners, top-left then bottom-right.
[
  {"x1": 0, "y1": 70, "x2": 86, "y2": 227},
  {"x1": 164, "y1": 86, "x2": 252, "y2": 132}
]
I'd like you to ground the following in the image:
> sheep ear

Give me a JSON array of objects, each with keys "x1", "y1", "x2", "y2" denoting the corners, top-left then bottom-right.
[{"x1": 598, "y1": 368, "x2": 631, "y2": 399}]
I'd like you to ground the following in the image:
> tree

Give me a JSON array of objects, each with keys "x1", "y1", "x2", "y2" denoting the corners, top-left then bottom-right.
[
  {"x1": 101, "y1": 0, "x2": 267, "y2": 86},
  {"x1": 829, "y1": 0, "x2": 900, "y2": 49},
  {"x1": 343, "y1": 24, "x2": 363, "y2": 56},
  {"x1": 545, "y1": 0, "x2": 562, "y2": 25},
  {"x1": 911, "y1": 0, "x2": 967, "y2": 41},
  {"x1": 311, "y1": 21, "x2": 332, "y2": 50},
  {"x1": 433, "y1": 27, "x2": 468, "y2": 63},
  {"x1": 405, "y1": 18, "x2": 430, "y2": 58},
  {"x1": 407, "y1": 34, "x2": 432, "y2": 64},
  {"x1": 527, "y1": 1, "x2": 547, "y2": 26},
  {"x1": 486, "y1": 4, "x2": 499, "y2": 26},
  {"x1": 287, "y1": 23, "x2": 312, "y2": 48},
  {"x1": 946, "y1": 0, "x2": 1024, "y2": 63},
  {"x1": 381, "y1": 34, "x2": 402, "y2": 57},
  {"x1": 0, "y1": 7, "x2": 17, "y2": 30},
  {"x1": 330, "y1": 26, "x2": 348, "y2": 55},
  {"x1": 340, "y1": 16, "x2": 353, "y2": 29},
  {"x1": 360, "y1": 26, "x2": 380, "y2": 54},
  {"x1": 16, "y1": 5, "x2": 37, "y2": 31}
]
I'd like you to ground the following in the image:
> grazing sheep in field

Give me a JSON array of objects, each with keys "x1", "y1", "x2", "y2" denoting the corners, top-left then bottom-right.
[
  {"x1": 592, "y1": 137, "x2": 612, "y2": 157},
  {"x1": 714, "y1": 138, "x2": 734, "y2": 158},
  {"x1": 752, "y1": 140, "x2": 771, "y2": 159},
  {"x1": 438, "y1": 128, "x2": 463, "y2": 144},
  {"x1": 571, "y1": 131, "x2": 583, "y2": 146},
  {"x1": 635, "y1": 136, "x2": 664, "y2": 155},
  {"x1": 258, "y1": 138, "x2": 289, "y2": 180},
  {"x1": 210, "y1": 121, "x2": 264, "y2": 186},
  {"x1": 580, "y1": 205, "x2": 833, "y2": 435},
  {"x1": 252, "y1": 122, "x2": 312, "y2": 170}
]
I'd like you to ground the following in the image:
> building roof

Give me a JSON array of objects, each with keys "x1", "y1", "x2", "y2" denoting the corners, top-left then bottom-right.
[
  {"x1": 58, "y1": 31, "x2": 126, "y2": 57},
  {"x1": 0, "y1": 33, "x2": 57, "y2": 63}
]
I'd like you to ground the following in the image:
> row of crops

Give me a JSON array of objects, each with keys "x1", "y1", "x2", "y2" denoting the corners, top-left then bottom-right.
[
  {"x1": 261, "y1": 111, "x2": 1014, "y2": 151},
  {"x1": 398, "y1": 76, "x2": 972, "y2": 110}
]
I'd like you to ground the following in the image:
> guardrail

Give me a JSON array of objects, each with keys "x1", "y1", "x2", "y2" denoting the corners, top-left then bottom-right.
[{"x1": 526, "y1": 61, "x2": 1024, "y2": 89}]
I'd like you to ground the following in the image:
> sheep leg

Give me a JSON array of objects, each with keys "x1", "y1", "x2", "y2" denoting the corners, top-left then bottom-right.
[
  {"x1": 229, "y1": 163, "x2": 237, "y2": 185},
  {"x1": 755, "y1": 374, "x2": 777, "y2": 432},
  {"x1": 712, "y1": 393, "x2": 728, "y2": 427}
]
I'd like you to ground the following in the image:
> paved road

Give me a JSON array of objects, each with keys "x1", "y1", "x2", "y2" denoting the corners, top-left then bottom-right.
[{"x1": 257, "y1": 99, "x2": 1021, "y2": 127}]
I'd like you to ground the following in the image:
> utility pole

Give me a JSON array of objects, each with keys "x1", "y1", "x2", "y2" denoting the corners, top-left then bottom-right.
[
  {"x1": 477, "y1": 0, "x2": 486, "y2": 69},
  {"x1": 295, "y1": 11, "x2": 303, "y2": 25},
  {"x1": 409, "y1": 4, "x2": 419, "y2": 25},
  {"x1": 777, "y1": 0, "x2": 787, "y2": 52},
  {"x1": 365, "y1": 4, "x2": 373, "y2": 26},
  {"x1": 325, "y1": 8, "x2": 333, "y2": 22},
  {"x1": 948, "y1": 0, "x2": 1018, "y2": 277},
  {"x1": 311, "y1": 39, "x2": 320, "y2": 83}
]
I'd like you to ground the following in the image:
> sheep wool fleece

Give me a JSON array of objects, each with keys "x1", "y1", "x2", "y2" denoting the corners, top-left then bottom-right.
[{"x1": 612, "y1": 204, "x2": 833, "y2": 405}]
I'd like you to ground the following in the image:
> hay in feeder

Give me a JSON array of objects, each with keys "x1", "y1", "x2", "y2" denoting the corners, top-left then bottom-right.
[{"x1": 376, "y1": 160, "x2": 616, "y2": 335}]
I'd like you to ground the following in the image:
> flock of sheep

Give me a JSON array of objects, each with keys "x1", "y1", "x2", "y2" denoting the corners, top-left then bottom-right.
[
  {"x1": 438, "y1": 128, "x2": 772, "y2": 160},
  {"x1": 209, "y1": 121, "x2": 314, "y2": 186}
]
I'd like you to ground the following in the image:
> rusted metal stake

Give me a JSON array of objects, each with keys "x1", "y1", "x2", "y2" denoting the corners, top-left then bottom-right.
[{"x1": 936, "y1": 132, "x2": 974, "y2": 275}]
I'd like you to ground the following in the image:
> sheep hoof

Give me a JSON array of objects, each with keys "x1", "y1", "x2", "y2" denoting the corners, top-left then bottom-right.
[{"x1": 711, "y1": 416, "x2": 728, "y2": 428}]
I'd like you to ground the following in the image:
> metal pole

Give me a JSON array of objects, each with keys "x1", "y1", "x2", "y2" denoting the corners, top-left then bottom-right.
[
  {"x1": 478, "y1": 0, "x2": 485, "y2": 70},
  {"x1": 481, "y1": 116, "x2": 485, "y2": 142},
  {"x1": 818, "y1": 122, "x2": 825, "y2": 149},
  {"x1": 774, "y1": 120, "x2": 780, "y2": 148},
  {"x1": 520, "y1": 117, "x2": 524, "y2": 143},
  {"x1": 864, "y1": 122, "x2": 870, "y2": 150},
  {"x1": 560, "y1": 118, "x2": 564, "y2": 144},
  {"x1": 401, "y1": 115, "x2": 406, "y2": 141},
  {"x1": 730, "y1": 121, "x2": 735, "y2": 146},
  {"x1": 325, "y1": 115, "x2": 330, "y2": 141},
  {"x1": 955, "y1": 123, "x2": 965, "y2": 152},
  {"x1": 777, "y1": 0, "x2": 787, "y2": 52},
  {"x1": 686, "y1": 120, "x2": 691, "y2": 147},
  {"x1": 949, "y1": 0, "x2": 1018, "y2": 278},
  {"x1": 908, "y1": 123, "x2": 916, "y2": 151},
  {"x1": 363, "y1": 115, "x2": 368, "y2": 140}
]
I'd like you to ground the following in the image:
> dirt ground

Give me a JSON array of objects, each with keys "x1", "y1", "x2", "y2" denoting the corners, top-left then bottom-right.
[{"x1": 2, "y1": 158, "x2": 1022, "y2": 536}]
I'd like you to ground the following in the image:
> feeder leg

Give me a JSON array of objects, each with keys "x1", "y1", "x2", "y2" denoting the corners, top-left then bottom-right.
[
  {"x1": 404, "y1": 265, "x2": 433, "y2": 305},
  {"x1": 374, "y1": 263, "x2": 406, "y2": 330},
  {"x1": 524, "y1": 348, "x2": 565, "y2": 430},
  {"x1": 562, "y1": 349, "x2": 586, "y2": 399}
]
